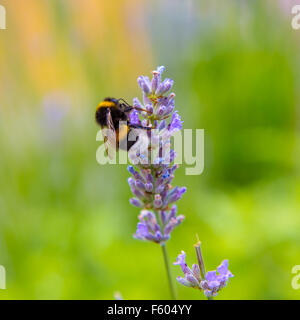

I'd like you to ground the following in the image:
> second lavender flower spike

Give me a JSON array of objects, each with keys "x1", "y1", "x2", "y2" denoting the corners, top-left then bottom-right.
[{"x1": 174, "y1": 242, "x2": 234, "y2": 299}]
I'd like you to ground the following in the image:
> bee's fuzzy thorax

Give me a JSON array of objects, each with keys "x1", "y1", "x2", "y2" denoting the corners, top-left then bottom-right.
[{"x1": 97, "y1": 100, "x2": 116, "y2": 109}]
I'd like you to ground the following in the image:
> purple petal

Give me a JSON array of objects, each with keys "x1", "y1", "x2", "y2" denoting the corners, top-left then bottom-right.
[
  {"x1": 129, "y1": 110, "x2": 140, "y2": 125},
  {"x1": 169, "y1": 111, "x2": 183, "y2": 132},
  {"x1": 205, "y1": 271, "x2": 218, "y2": 282},
  {"x1": 174, "y1": 251, "x2": 186, "y2": 265},
  {"x1": 217, "y1": 260, "x2": 229, "y2": 275},
  {"x1": 133, "y1": 97, "x2": 143, "y2": 109},
  {"x1": 173, "y1": 251, "x2": 190, "y2": 274},
  {"x1": 135, "y1": 223, "x2": 148, "y2": 237}
]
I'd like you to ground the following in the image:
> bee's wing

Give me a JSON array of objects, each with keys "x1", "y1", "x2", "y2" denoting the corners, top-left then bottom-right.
[{"x1": 102, "y1": 109, "x2": 116, "y2": 160}]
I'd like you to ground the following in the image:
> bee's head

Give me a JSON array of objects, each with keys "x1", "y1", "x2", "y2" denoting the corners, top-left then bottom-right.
[{"x1": 104, "y1": 97, "x2": 118, "y2": 104}]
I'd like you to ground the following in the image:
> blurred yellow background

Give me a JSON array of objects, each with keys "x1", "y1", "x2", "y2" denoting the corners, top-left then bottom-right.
[{"x1": 0, "y1": 0, "x2": 300, "y2": 299}]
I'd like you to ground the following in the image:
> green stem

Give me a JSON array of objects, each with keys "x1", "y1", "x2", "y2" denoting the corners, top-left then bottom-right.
[{"x1": 161, "y1": 243, "x2": 176, "y2": 300}]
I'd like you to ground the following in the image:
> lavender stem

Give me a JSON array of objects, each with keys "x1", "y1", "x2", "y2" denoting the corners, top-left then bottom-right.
[
  {"x1": 194, "y1": 241, "x2": 206, "y2": 279},
  {"x1": 161, "y1": 243, "x2": 176, "y2": 300},
  {"x1": 194, "y1": 241, "x2": 213, "y2": 300}
]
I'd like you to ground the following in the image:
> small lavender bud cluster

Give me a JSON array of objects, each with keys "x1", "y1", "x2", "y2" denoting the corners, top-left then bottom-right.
[
  {"x1": 174, "y1": 251, "x2": 233, "y2": 298},
  {"x1": 128, "y1": 66, "x2": 186, "y2": 244}
]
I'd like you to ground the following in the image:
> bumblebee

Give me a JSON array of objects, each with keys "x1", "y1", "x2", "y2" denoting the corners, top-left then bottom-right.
[{"x1": 95, "y1": 97, "x2": 150, "y2": 158}]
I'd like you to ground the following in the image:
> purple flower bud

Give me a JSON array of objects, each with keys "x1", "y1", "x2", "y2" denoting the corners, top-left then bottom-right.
[
  {"x1": 133, "y1": 97, "x2": 143, "y2": 109},
  {"x1": 146, "y1": 104, "x2": 154, "y2": 115},
  {"x1": 127, "y1": 166, "x2": 135, "y2": 175},
  {"x1": 164, "y1": 218, "x2": 177, "y2": 235},
  {"x1": 176, "y1": 215, "x2": 185, "y2": 224},
  {"x1": 145, "y1": 172, "x2": 154, "y2": 184},
  {"x1": 155, "y1": 184, "x2": 165, "y2": 194},
  {"x1": 130, "y1": 198, "x2": 143, "y2": 208},
  {"x1": 142, "y1": 92, "x2": 151, "y2": 105},
  {"x1": 137, "y1": 76, "x2": 151, "y2": 95},
  {"x1": 156, "y1": 78, "x2": 174, "y2": 95},
  {"x1": 170, "y1": 164, "x2": 179, "y2": 174},
  {"x1": 164, "y1": 104, "x2": 175, "y2": 117},
  {"x1": 168, "y1": 92, "x2": 176, "y2": 101},
  {"x1": 156, "y1": 66, "x2": 165, "y2": 75},
  {"x1": 154, "y1": 194, "x2": 163, "y2": 208},
  {"x1": 127, "y1": 177, "x2": 135, "y2": 187},
  {"x1": 151, "y1": 71, "x2": 160, "y2": 92},
  {"x1": 160, "y1": 210, "x2": 167, "y2": 224},
  {"x1": 168, "y1": 205, "x2": 177, "y2": 220},
  {"x1": 158, "y1": 120, "x2": 166, "y2": 131},
  {"x1": 132, "y1": 169, "x2": 144, "y2": 181},
  {"x1": 168, "y1": 187, "x2": 187, "y2": 203},
  {"x1": 156, "y1": 105, "x2": 166, "y2": 117},
  {"x1": 145, "y1": 182, "x2": 153, "y2": 192},
  {"x1": 176, "y1": 276, "x2": 195, "y2": 288},
  {"x1": 162, "y1": 78, "x2": 174, "y2": 93},
  {"x1": 135, "y1": 180, "x2": 145, "y2": 191},
  {"x1": 133, "y1": 188, "x2": 145, "y2": 199},
  {"x1": 128, "y1": 179, "x2": 145, "y2": 198},
  {"x1": 155, "y1": 231, "x2": 163, "y2": 242}
]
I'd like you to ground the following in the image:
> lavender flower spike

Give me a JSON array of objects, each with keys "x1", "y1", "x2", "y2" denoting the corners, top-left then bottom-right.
[
  {"x1": 174, "y1": 246, "x2": 234, "y2": 299},
  {"x1": 128, "y1": 66, "x2": 186, "y2": 244}
]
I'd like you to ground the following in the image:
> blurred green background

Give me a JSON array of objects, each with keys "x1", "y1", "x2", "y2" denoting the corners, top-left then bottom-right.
[{"x1": 0, "y1": 0, "x2": 300, "y2": 299}]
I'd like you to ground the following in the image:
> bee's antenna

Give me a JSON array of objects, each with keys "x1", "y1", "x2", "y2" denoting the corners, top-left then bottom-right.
[{"x1": 118, "y1": 98, "x2": 153, "y2": 114}]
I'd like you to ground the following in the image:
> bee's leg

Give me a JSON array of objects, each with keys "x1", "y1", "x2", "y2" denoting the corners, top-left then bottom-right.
[
  {"x1": 122, "y1": 105, "x2": 133, "y2": 112},
  {"x1": 133, "y1": 107, "x2": 153, "y2": 114},
  {"x1": 118, "y1": 98, "x2": 153, "y2": 114}
]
